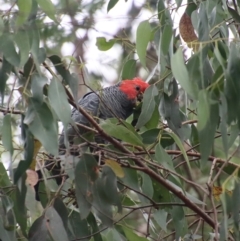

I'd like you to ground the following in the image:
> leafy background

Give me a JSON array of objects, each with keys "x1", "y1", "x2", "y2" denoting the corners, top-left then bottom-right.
[{"x1": 1, "y1": 0, "x2": 240, "y2": 240}]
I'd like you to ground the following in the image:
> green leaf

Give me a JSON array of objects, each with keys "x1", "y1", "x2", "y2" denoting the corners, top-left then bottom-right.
[
  {"x1": 28, "y1": 22, "x2": 40, "y2": 72},
  {"x1": 14, "y1": 30, "x2": 30, "y2": 67},
  {"x1": 219, "y1": 93, "x2": 228, "y2": 157},
  {"x1": 155, "y1": 143, "x2": 175, "y2": 171},
  {"x1": 190, "y1": 124, "x2": 199, "y2": 151},
  {"x1": 0, "y1": 196, "x2": 17, "y2": 241},
  {"x1": 228, "y1": 6, "x2": 240, "y2": 23},
  {"x1": 68, "y1": 73, "x2": 78, "y2": 101},
  {"x1": 68, "y1": 211, "x2": 90, "y2": 239},
  {"x1": 176, "y1": 0, "x2": 183, "y2": 8},
  {"x1": 167, "y1": 180, "x2": 205, "y2": 205},
  {"x1": 171, "y1": 48, "x2": 198, "y2": 99},
  {"x1": 100, "y1": 120, "x2": 144, "y2": 147},
  {"x1": 45, "y1": 207, "x2": 69, "y2": 241},
  {"x1": 14, "y1": 123, "x2": 34, "y2": 184},
  {"x1": 159, "y1": 79, "x2": 184, "y2": 137},
  {"x1": 96, "y1": 37, "x2": 116, "y2": 51},
  {"x1": 123, "y1": 227, "x2": 149, "y2": 241},
  {"x1": 157, "y1": 0, "x2": 166, "y2": 26},
  {"x1": 36, "y1": 0, "x2": 57, "y2": 21},
  {"x1": 0, "y1": 34, "x2": 20, "y2": 67},
  {"x1": 16, "y1": 0, "x2": 32, "y2": 26},
  {"x1": 136, "y1": 85, "x2": 158, "y2": 128},
  {"x1": 87, "y1": 213, "x2": 103, "y2": 241},
  {"x1": 28, "y1": 216, "x2": 48, "y2": 241},
  {"x1": 53, "y1": 198, "x2": 68, "y2": 230},
  {"x1": 152, "y1": 179, "x2": 171, "y2": 203},
  {"x1": 2, "y1": 114, "x2": 13, "y2": 155},
  {"x1": 48, "y1": 77, "x2": 71, "y2": 127},
  {"x1": 171, "y1": 205, "x2": 187, "y2": 239},
  {"x1": 31, "y1": 74, "x2": 48, "y2": 103},
  {"x1": 121, "y1": 59, "x2": 137, "y2": 80},
  {"x1": 225, "y1": 43, "x2": 240, "y2": 127},
  {"x1": 145, "y1": 105, "x2": 160, "y2": 129},
  {"x1": 153, "y1": 209, "x2": 168, "y2": 232},
  {"x1": 232, "y1": 180, "x2": 240, "y2": 234},
  {"x1": 140, "y1": 172, "x2": 153, "y2": 198},
  {"x1": 105, "y1": 229, "x2": 123, "y2": 241},
  {"x1": 198, "y1": 101, "x2": 219, "y2": 165},
  {"x1": 168, "y1": 132, "x2": 191, "y2": 170},
  {"x1": 198, "y1": 2, "x2": 209, "y2": 41},
  {"x1": 197, "y1": 90, "x2": 210, "y2": 130},
  {"x1": 0, "y1": 17, "x2": 4, "y2": 37},
  {"x1": 48, "y1": 55, "x2": 70, "y2": 83},
  {"x1": 136, "y1": 20, "x2": 152, "y2": 67},
  {"x1": 120, "y1": 168, "x2": 139, "y2": 191},
  {"x1": 75, "y1": 154, "x2": 98, "y2": 219},
  {"x1": 107, "y1": 0, "x2": 119, "y2": 12},
  {"x1": 161, "y1": 23, "x2": 172, "y2": 55},
  {"x1": 92, "y1": 175, "x2": 114, "y2": 227},
  {"x1": 101, "y1": 166, "x2": 122, "y2": 212},
  {"x1": 141, "y1": 128, "x2": 160, "y2": 144},
  {"x1": 24, "y1": 99, "x2": 58, "y2": 155},
  {"x1": 160, "y1": 131, "x2": 175, "y2": 148},
  {"x1": 228, "y1": 124, "x2": 239, "y2": 148},
  {"x1": 12, "y1": 175, "x2": 27, "y2": 236},
  {"x1": 0, "y1": 163, "x2": 11, "y2": 187}
]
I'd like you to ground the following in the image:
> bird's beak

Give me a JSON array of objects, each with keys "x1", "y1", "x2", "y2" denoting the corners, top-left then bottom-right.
[{"x1": 137, "y1": 92, "x2": 143, "y2": 101}]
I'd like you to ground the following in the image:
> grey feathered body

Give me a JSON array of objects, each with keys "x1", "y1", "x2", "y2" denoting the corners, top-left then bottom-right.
[{"x1": 58, "y1": 83, "x2": 136, "y2": 152}]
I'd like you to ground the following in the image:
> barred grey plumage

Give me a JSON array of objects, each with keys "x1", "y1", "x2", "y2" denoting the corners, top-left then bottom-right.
[
  {"x1": 59, "y1": 84, "x2": 133, "y2": 152},
  {"x1": 58, "y1": 78, "x2": 149, "y2": 154}
]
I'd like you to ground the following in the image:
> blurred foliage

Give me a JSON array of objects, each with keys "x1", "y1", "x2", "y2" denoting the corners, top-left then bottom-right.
[{"x1": 1, "y1": 0, "x2": 240, "y2": 240}]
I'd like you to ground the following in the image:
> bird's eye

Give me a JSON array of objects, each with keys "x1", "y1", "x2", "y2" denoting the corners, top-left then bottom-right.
[{"x1": 135, "y1": 86, "x2": 140, "y2": 91}]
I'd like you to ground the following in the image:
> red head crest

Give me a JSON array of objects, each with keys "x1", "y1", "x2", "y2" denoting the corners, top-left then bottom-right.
[{"x1": 119, "y1": 77, "x2": 149, "y2": 99}]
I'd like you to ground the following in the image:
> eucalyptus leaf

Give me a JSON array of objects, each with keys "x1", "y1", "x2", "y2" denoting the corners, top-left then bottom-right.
[
  {"x1": 2, "y1": 114, "x2": 13, "y2": 155},
  {"x1": 136, "y1": 20, "x2": 152, "y2": 67},
  {"x1": 136, "y1": 85, "x2": 158, "y2": 128},
  {"x1": 171, "y1": 48, "x2": 198, "y2": 99},
  {"x1": 107, "y1": 0, "x2": 119, "y2": 12},
  {"x1": 48, "y1": 77, "x2": 71, "y2": 127},
  {"x1": 100, "y1": 120, "x2": 144, "y2": 147},
  {"x1": 96, "y1": 37, "x2": 116, "y2": 51}
]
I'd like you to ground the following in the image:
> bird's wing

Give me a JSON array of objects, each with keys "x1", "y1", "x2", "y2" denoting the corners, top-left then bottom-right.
[{"x1": 58, "y1": 92, "x2": 100, "y2": 152}]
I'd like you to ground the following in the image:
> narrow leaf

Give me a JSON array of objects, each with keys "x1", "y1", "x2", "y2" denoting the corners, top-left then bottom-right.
[
  {"x1": 100, "y1": 120, "x2": 144, "y2": 147},
  {"x1": 16, "y1": 0, "x2": 32, "y2": 26},
  {"x1": 161, "y1": 23, "x2": 172, "y2": 55},
  {"x1": 48, "y1": 77, "x2": 71, "y2": 127},
  {"x1": 45, "y1": 207, "x2": 69, "y2": 241},
  {"x1": 31, "y1": 74, "x2": 48, "y2": 103},
  {"x1": 28, "y1": 216, "x2": 48, "y2": 241},
  {"x1": 14, "y1": 30, "x2": 30, "y2": 67},
  {"x1": 24, "y1": 99, "x2": 58, "y2": 155},
  {"x1": 2, "y1": 114, "x2": 13, "y2": 155},
  {"x1": 153, "y1": 209, "x2": 168, "y2": 232},
  {"x1": 136, "y1": 85, "x2": 158, "y2": 128},
  {"x1": 122, "y1": 59, "x2": 137, "y2": 80},
  {"x1": 136, "y1": 20, "x2": 152, "y2": 67},
  {"x1": 171, "y1": 48, "x2": 198, "y2": 99},
  {"x1": 197, "y1": 90, "x2": 210, "y2": 130},
  {"x1": 75, "y1": 154, "x2": 98, "y2": 219},
  {"x1": 199, "y1": 102, "x2": 219, "y2": 165},
  {"x1": 36, "y1": 0, "x2": 57, "y2": 21},
  {"x1": 168, "y1": 132, "x2": 191, "y2": 170},
  {"x1": 0, "y1": 34, "x2": 20, "y2": 67},
  {"x1": 107, "y1": 0, "x2": 119, "y2": 12}
]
